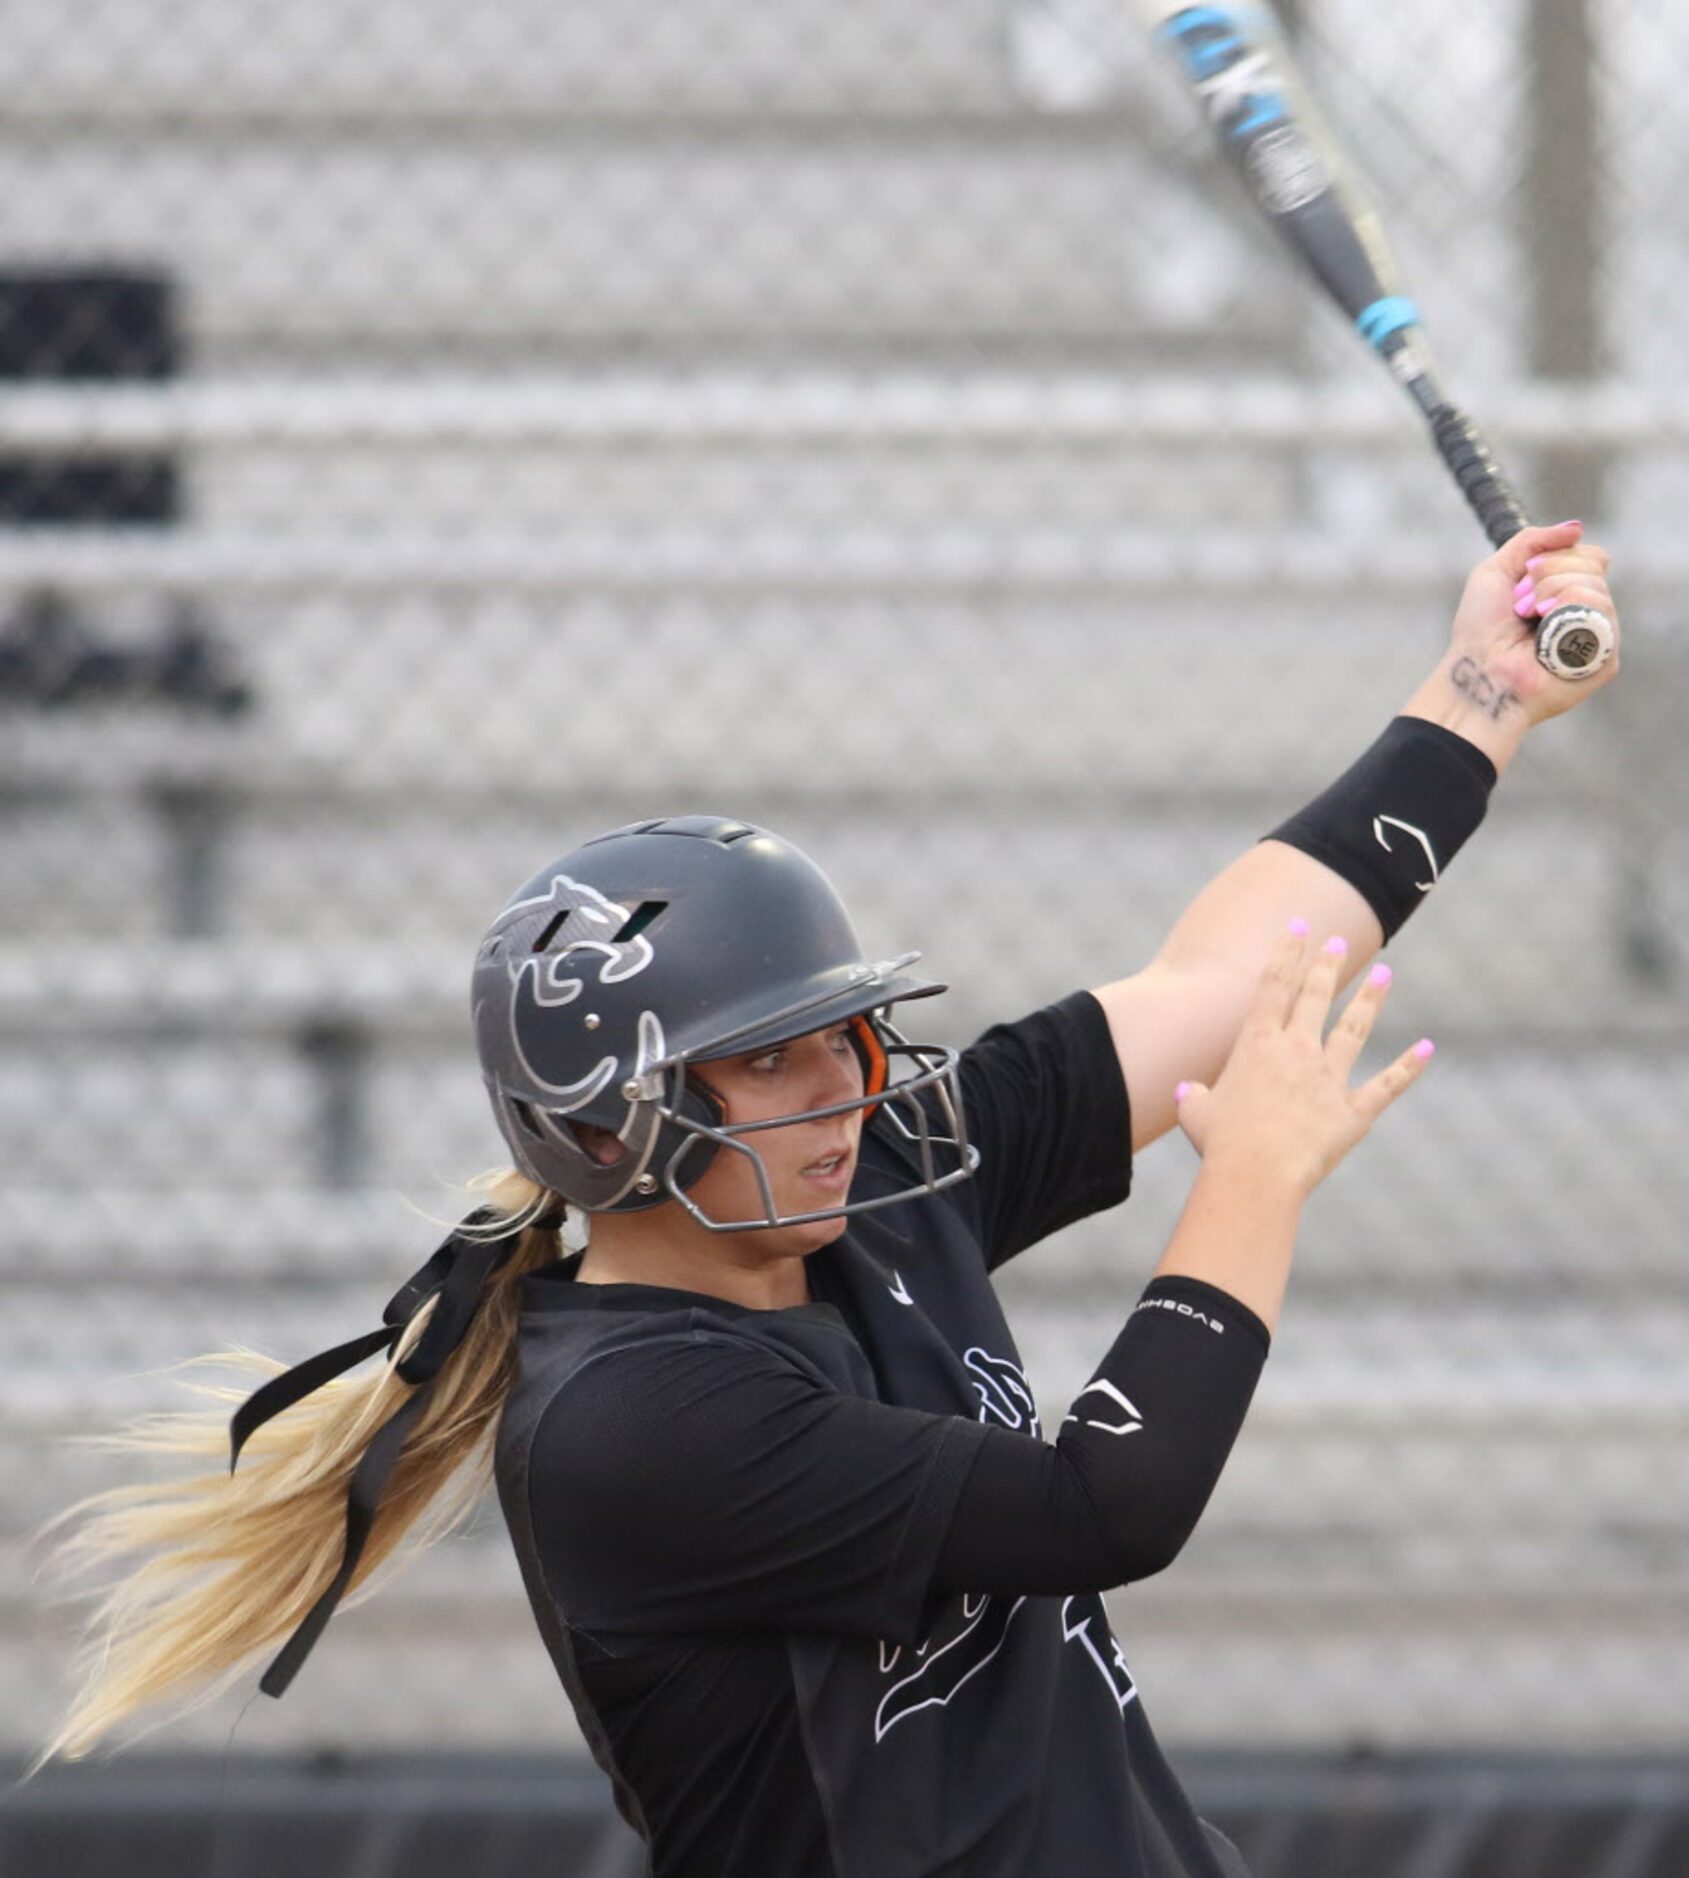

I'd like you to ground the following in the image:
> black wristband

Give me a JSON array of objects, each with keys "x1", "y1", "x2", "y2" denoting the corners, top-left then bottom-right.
[{"x1": 1262, "y1": 716, "x2": 1498, "y2": 942}]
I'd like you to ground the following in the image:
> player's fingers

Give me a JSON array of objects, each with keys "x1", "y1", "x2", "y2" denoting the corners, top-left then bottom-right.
[
  {"x1": 1524, "y1": 538, "x2": 1611, "y2": 580},
  {"x1": 1530, "y1": 577, "x2": 1616, "y2": 622},
  {"x1": 1324, "y1": 959, "x2": 1393, "y2": 1079},
  {"x1": 1173, "y1": 1078, "x2": 1211, "y2": 1155},
  {"x1": 1497, "y1": 519, "x2": 1582, "y2": 584},
  {"x1": 1247, "y1": 919, "x2": 1312, "y2": 1031},
  {"x1": 1286, "y1": 935, "x2": 1347, "y2": 1039},
  {"x1": 1352, "y1": 1036, "x2": 1435, "y2": 1125}
]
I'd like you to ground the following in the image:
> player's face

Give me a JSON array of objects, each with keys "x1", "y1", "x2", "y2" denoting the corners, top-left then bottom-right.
[{"x1": 685, "y1": 1021, "x2": 868, "y2": 1249}]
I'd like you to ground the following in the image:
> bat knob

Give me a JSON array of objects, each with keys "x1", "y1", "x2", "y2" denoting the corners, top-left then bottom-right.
[{"x1": 1536, "y1": 604, "x2": 1614, "y2": 682}]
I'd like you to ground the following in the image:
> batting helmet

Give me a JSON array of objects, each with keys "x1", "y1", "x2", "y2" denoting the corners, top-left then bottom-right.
[{"x1": 471, "y1": 815, "x2": 976, "y2": 1228}]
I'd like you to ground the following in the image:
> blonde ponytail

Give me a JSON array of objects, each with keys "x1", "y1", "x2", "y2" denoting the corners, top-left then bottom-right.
[{"x1": 25, "y1": 1168, "x2": 563, "y2": 1778}]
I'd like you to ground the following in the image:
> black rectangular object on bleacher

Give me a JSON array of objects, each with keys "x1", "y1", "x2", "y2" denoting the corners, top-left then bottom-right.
[
  {"x1": 0, "y1": 268, "x2": 180, "y2": 524},
  {"x1": 0, "y1": 269, "x2": 178, "y2": 380},
  {"x1": 0, "y1": 458, "x2": 178, "y2": 524}
]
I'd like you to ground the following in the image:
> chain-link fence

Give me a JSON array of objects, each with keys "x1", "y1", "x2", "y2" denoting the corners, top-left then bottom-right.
[{"x1": 4, "y1": 0, "x2": 1685, "y2": 1769}]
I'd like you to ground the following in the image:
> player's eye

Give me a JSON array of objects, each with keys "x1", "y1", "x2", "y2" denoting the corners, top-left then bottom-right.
[{"x1": 746, "y1": 1047, "x2": 785, "y2": 1075}]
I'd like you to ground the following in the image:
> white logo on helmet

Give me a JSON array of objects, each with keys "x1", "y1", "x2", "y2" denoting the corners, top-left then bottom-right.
[
  {"x1": 504, "y1": 874, "x2": 661, "y2": 1112},
  {"x1": 514, "y1": 874, "x2": 659, "y2": 1007}
]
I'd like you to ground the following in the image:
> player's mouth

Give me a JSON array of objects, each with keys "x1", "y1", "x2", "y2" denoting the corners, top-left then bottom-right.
[{"x1": 800, "y1": 1147, "x2": 854, "y2": 1194}]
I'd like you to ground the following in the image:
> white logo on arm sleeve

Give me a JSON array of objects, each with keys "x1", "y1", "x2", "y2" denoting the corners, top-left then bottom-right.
[
  {"x1": 1373, "y1": 815, "x2": 1440, "y2": 893},
  {"x1": 1062, "y1": 1379, "x2": 1145, "y2": 1437},
  {"x1": 1132, "y1": 1296, "x2": 1225, "y2": 1333}
]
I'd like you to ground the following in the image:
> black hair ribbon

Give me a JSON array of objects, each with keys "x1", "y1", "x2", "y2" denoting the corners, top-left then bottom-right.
[{"x1": 225, "y1": 1206, "x2": 549, "y2": 1697}]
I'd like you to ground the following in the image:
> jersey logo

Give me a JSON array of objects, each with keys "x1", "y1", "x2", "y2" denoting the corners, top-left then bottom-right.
[
  {"x1": 887, "y1": 1269, "x2": 914, "y2": 1306},
  {"x1": 1062, "y1": 1378, "x2": 1145, "y2": 1437},
  {"x1": 964, "y1": 1347, "x2": 1040, "y2": 1439},
  {"x1": 1061, "y1": 1595, "x2": 1138, "y2": 1712},
  {"x1": 1373, "y1": 814, "x2": 1439, "y2": 893},
  {"x1": 874, "y1": 1594, "x2": 1029, "y2": 1742}
]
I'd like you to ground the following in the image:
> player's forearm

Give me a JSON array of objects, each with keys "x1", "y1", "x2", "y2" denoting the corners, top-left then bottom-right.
[
  {"x1": 1149, "y1": 1155, "x2": 1307, "y2": 1336},
  {"x1": 1102, "y1": 710, "x2": 1501, "y2": 1151},
  {"x1": 1101, "y1": 850, "x2": 1386, "y2": 1154},
  {"x1": 1153, "y1": 839, "x2": 1383, "y2": 991}
]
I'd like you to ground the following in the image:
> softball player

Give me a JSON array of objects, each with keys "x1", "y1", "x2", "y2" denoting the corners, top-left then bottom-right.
[{"x1": 37, "y1": 525, "x2": 1616, "y2": 1877}]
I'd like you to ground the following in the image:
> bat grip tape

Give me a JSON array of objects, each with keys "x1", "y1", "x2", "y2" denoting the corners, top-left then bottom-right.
[
  {"x1": 1427, "y1": 404, "x2": 1530, "y2": 549},
  {"x1": 1426, "y1": 405, "x2": 1613, "y2": 680}
]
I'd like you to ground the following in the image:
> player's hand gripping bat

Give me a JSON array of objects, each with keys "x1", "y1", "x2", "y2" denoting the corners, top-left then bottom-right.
[{"x1": 1138, "y1": 0, "x2": 1613, "y2": 680}]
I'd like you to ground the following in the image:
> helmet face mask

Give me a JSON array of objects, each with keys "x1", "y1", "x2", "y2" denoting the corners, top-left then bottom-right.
[
  {"x1": 656, "y1": 1013, "x2": 975, "y2": 1232},
  {"x1": 472, "y1": 817, "x2": 978, "y2": 1227}
]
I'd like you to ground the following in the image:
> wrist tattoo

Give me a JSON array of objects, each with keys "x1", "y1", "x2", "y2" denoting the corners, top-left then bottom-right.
[{"x1": 1450, "y1": 654, "x2": 1521, "y2": 722}]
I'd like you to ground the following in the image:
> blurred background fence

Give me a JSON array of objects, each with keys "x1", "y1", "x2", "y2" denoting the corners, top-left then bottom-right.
[{"x1": 3, "y1": 0, "x2": 1686, "y2": 1866}]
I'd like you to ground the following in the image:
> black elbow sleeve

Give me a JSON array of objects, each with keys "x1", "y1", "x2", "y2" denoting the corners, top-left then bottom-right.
[
  {"x1": 1059, "y1": 1277, "x2": 1270, "y2": 1579},
  {"x1": 934, "y1": 1277, "x2": 1270, "y2": 1598}
]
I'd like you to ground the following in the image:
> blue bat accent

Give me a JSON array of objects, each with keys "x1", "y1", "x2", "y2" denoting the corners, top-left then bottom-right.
[
  {"x1": 1162, "y1": 5, "x2": 1242, "y2": 37},
  {"x1": 1231, "y1": 93, "x2": 1287, "y2": 133},
  {"x1": 1158, "y1": 6, "x2": 1242, "y2": 72},
  {"x1": 1187, "y1": 35, "x2": 1240, "y2": 78},
  {"x1": 1163, "y1": 29, "x2": 1242, "y2": 80},
  {"x1": 1355, "y1": 296, "x2": 1422, "y2": 349},
  {"x1": 1159, "y1": 7, "x2": 1286, "y2": 136}
]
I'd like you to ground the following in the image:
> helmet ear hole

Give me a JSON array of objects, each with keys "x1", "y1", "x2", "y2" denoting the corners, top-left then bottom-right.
[{"x1": 565, "y1": 1117, "x2": 628, "y2": 1168}]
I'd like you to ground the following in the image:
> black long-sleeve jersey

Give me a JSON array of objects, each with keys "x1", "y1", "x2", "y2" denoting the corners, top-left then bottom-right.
[{"x1": 494, "y1": 991, "x2": 1265, "y2": 1877}]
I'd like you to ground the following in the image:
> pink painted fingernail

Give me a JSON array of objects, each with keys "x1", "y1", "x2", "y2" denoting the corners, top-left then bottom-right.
[
  {"x1": 1369, "y1": 963, "x2": 1392, "y2": 987},
  {"x1": 1175, "y1": 1081, "x2": 1191, "y2": 1103},
  {"x1": 1514, "y1": 590, "x2": 1537, "y2": 619},
  {"x1": 1525, "y1": 554, "x2": 1545, "y2": 572},
  {"x1": 1324, "y1": 935, "x2": 1348, "y2": 957},
  {"x1": 1559, "y1": 519, "x2": 1582, "y2": 528},
  {"x1": 1535, "y1": 591, "x2": 1560, "y2": 615},
  {"x1": 1513, "y1": 574, "x2": 1533, "y2": 598},
  {"x1": 1288, "y1": 916, "x2": 1310, "y2": 937},
  {"x1": 1414, "y1": 1038, "x2": 1436, "y2": 1059}
]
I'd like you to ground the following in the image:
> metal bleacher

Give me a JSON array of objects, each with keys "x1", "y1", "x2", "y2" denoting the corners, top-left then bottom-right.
[{"x1": 5, "y1": 0, "x2": 1688, "y2": 1771}]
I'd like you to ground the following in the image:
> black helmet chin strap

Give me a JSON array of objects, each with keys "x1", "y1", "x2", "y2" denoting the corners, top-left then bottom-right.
[{"x1": 226, "y1": 1201, "x2": 560, "y2": 1697}]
